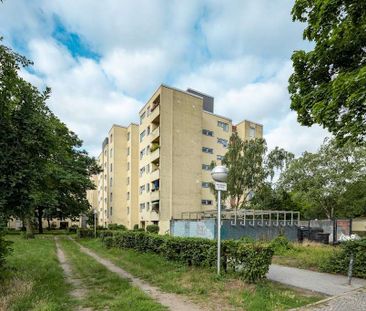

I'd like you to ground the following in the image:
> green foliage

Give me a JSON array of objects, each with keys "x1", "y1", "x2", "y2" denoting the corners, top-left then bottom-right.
[
  {"x1": 146, "y1": 225, "x2": 159, "y2": 234},
  {"x1": 221, "y1": 135, "x2": 294, "y2": 210},
  {"x1": 105, "y1": 231, "x2": 273, "y2": 283},
  {"x1": 289, "y1": 0, "x2": 366, "y2": 145},
  {"x1": 269, "y1": 235, "x2": 293, "y2": 255},
  {"x1": 133, "y1": 224, "x2": 139, "y2": 230},
  {"x1": 108, "y1": 224, "x2": 127, "y2": 231},
  {"x1": 67, "y1": 225, "x2": 78, "y2": 234},
  {"x1": 279, "y1": 138, "x2": 366, "y2": 219},
  {"x1": 0, "y1": 41, "x2": 99, "y2": 237},
  {"x1": 77, "y1": 228, "x2": 95, "y2": 238},
  {"x1": 320, "y1": 239, "x2": 366, "y2": 278},
  {"x1": 0, "y1": 233, "x2": 13, "y2": 272}
]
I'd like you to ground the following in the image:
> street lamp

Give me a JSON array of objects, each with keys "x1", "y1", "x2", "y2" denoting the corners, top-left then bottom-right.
[{"x1": 211, "y1": 165, "x2": 228, "y2": 275}]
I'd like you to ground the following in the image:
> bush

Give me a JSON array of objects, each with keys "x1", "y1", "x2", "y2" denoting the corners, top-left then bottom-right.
[
  {"x1": 77, "y1": 228, "x2": 95, "y2": 238},
  {"x1": 270, "y1": 235, "x2": 293, "y2": 255},
  {"x1": 146, "y1": 225, "x2": 159, "y2": 234},
  {"x1": 108, "y1": 224, "x2": 127, "y2": 231},
  {"x1": 133, "y1": 224, "x2": 139, "y2": 230},
  {"x1": 320, "y1": 238, "x2": 366, "y2": 278},
  {"x1": 103, "y1": 231, "x2": 273, "y2": 283},
  {"x1": 68, "y1": 225, "x2": 78, "y2": 233},
  {"x1": 0, "y1": 233, "x2": 13, "y2": 272}
]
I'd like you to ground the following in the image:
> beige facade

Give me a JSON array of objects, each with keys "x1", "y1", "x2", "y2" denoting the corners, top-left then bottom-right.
[{"x1": 88, "y1": 85, "x2": 263, "y2": 232}]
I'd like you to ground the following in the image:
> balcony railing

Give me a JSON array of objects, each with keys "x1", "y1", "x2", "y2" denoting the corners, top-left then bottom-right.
[
  {"x1": 150, "y1": 210, "x2": 159, "y2": 221},
  {"x1": 150, "y1": 148, "x2": 160, "y2": 163},
  {"x1": 150, "y1": 190, "x2": 160, "y2": 202},
  {"x1": 150, "y1": 126, "x2": 160, "y2": 142},
  {"x1": 150, "y1": 105, "x2": 160, "y2": 123},
  {"x1": 150, "y1": 169, "x2": 160, "y2": 182}
]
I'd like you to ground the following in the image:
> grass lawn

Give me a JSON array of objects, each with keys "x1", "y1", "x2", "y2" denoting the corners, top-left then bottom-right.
[
  {"x1": 272, "y1": 241, "x2": 339, "y2": 271},
  {"x1": 59, "y1": 238, "x2": 167, "y2": 311},
  {"x1": 79, "y1": 238, "x2": 324, "y2": 311},
  {"x1": 0, "y1": 235, "x2": 75, "y2": 311}
]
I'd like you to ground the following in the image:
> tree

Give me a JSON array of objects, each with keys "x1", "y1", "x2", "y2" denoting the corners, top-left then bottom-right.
[
  {"x1": 289, "y1": 0, "x2": 366, "y2": 145},
  {"x1": 0, "y1": 41, "x2": 98, "y2": 237},
  {"x1": 217, "y1": 134, "x2": 294, "y2": 213},
  {"x1": 279, "y1": 138, "x2": 366, "y2": 219}
]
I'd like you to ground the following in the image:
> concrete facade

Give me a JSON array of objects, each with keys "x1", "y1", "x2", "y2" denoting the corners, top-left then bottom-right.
[{"x1": 89, "y1": 85, "x2": 263, "y2": 232}]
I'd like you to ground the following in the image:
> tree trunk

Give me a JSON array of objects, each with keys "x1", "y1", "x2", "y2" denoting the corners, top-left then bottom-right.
[
  {"x1": 37, "y1": 208, "x2": 43, "y2": 234},
  {"x1": 25, "y1": 216, "x2": 35, "y2": 239},
  {"x1": 47, "y1": 217, "x2": 51, "y2": 230}
]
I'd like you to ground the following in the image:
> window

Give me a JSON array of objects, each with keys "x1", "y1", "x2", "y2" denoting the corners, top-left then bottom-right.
[
  {"x1": 127, "y1": 147, "x2": 130, "y2": 156},
  {"x1": 110, "y1": 192, "x2": 112, "y2": 202},
  {"x1": 249, "y1": 126, "x2": 256, "y2": 138},
  {"x1": 127, "y1": 206, "x2": 130, "y2": 215},
  {"x1": 218, "y1": 121, "x2": 229, "y2": 132},
  {"x1": 110, "y1": 206, "x2": 113, "y2": 216},
  {"x1": 202, "y1": 200, "x2": 213, "y2": 205},
  {"x1": 110, "y1": 163, "x2": 113, "y2": 172},
  {"x1": 146, "y1": 106, "x2": 150, "y2": 117},
  {"x1": 146, "y1": 183, "x2": 150, "y2": 192},
  {"x1": 217, "y1": 138, "x2": 228, "y2": 148},
  {"x1": 202, "y1": 182, "x2": 210, "y2": 188},
  {"x1": 147, "y1": 126, "x2": 151, "y2": 135},
  {"x1": 140, "y1": 148, "x2": 146, "y2": 160},
  {"x1": 146, "y1": 145, "x2": 150, "y2": 154},
  {"x1": 217, "y1": 155, "x2": 224, "y2": 161},
  {"x1": 140, "y1": 166, "x2": 145, "y2": 176},
  {"x1": 110, "y1": 148, "x2": 113, "y2": 157},
  {"x1": 202, "y1": 147, "x2": 213, "y2": 154},
  {"x1": 127, "y1": 177, "x2": 130, "y2": 185},
  {"x1": 127, "y1": 192, "x2": 130, "y2": 200},
  {"x1": 140, "y1": 130, "x2": 146, "y2": 142},
  {"x1": 110, "y1": 177, "x2": 113, "y2": 187},
  {"x1": 140, "y1": 203, "x2": 145, "y2": 211},
  {"x1": 140, "y1": 185, "x2": 145, "y2": 194},
  {"x1": 146, "y1": 202, "x2": 150, "y2": 211},
  {"x1": 127, "y1": 132, "x2": 130, "y2": 141},
  {"x1": 202, "y1": 129, "x2": 214, "y2": 136},
  {"x1": 202, "y1": 164, "x2": 211, "y2": 171},
  {"x1": 110, "y1": 134, "x2": 113, "y2": 143},
  {"x1": 127, "y1": 162, "x2": 130, "y2": 171},
  {"x1": 140, "y1": 111, "x2": 146, "y2": 124},
  {"x1": 146, "y1": 164, "x2": 150, "y2": 173}
]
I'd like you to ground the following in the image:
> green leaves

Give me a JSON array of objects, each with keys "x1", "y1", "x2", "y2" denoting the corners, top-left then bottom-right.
[{"x1": 289, "y1": 0, "x2": 366, "y2": 145}]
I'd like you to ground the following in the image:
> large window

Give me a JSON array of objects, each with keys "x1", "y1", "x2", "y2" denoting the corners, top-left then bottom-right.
[
  {"x1": 202, "y1": 129, "x2": 214, "y2": 136},
  {"x1": 140, "y1": 130, "x2": 146, "y2": 142},
  {"x1": 217, "y1": 121, "x2": 229, "y2": 132},
  {"x1": 202, "y1": 147, "x2": 213, "y2": 154}
]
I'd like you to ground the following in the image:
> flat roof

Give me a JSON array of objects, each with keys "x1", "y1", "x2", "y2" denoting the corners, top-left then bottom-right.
[
  {"x1": 235, "y1": 119, "x2": 264, "y2": 127},
  {"x1": 203, "y1": 110, "x2": 232, "y2": 122}
]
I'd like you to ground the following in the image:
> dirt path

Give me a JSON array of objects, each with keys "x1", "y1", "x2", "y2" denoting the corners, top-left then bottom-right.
[
  {"x1": 70, "y1": 238, "x2": 205, "y2": 311},
  {"x1": 54, "y1": 237, "x2": 92, "y2": 311}
]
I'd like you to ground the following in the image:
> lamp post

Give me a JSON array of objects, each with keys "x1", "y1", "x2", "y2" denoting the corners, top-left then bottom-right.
[{"x1": 211, "y1": 165, "x2": 228, "y2": 275}]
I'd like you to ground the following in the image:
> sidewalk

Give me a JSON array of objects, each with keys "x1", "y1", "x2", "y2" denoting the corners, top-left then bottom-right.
[{"x1": 267, "y1": 264, "x2": 366, "y2": 296}]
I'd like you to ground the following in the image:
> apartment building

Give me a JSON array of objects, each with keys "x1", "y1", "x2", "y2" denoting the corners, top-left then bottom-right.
[{"x1": 89, "y1": 85, "x2": 262, "y2": 232}]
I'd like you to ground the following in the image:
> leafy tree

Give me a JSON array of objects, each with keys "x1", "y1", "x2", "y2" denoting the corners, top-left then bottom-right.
[
  {"x1": 216, "y1": 134, "x2": 294, "y2": 212},
  {"x1": 289, "y1": 0, "x2": 366, "y2": 145},
  {"x1": 0, "y1": 41, "x2": 98, "y2": 237},
  {"x1": 279, "y1": 138, "x2": 366, "y2": 219}
]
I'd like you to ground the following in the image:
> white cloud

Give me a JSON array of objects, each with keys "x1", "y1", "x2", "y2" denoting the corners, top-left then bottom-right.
[{"x1": 265, "y1": 112, "x2": 329, "y2": 156}]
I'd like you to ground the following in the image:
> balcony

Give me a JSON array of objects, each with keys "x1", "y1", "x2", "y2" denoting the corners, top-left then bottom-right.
[
  {"x1": 150, "y1": 190, "x2": 160, "y2": 202},
  {"x1": 150, "y1": 105, "x2": 160, "y2": 124},
  {"x1": 150, "y1": 147, "x2": 160, "y2": 164},
  {"x1": 150, "y1": 210, "x2": 159, "y2": 221},
  {"x1": 150, "y1": 169, "x2": 160, "y2": 182},
  {"x1": 150, "y1": 126, "x2": 160, "y2": 143}
]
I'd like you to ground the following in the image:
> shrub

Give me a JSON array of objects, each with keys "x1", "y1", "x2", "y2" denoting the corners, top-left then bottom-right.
[
  {"x1": 270, "y1": 235, "x2": 293, "y2": 255},
  {"x1": 68, "y1": 225, "x2": 78, "y2": 233},
  {"x1": 0, "y1": 233, "x2": 13, "y2": 272},
  {"x1": 108, "y1": 224, "x2": 127, "y2": 231},
  {"x1": 103, "y1": 231, "x2": 273, "y2": 283},
  {"x1": 77, "y1": 228, "x2": 95, "y2": 238},
  {"x1": 133, "y1": 224, "x2": 139, "y2": 230},
  {"x1": 146, "y1": 225, "x2": 159, "y2": 234},
  {"x1": 320, "y1": 238, "x2": 366, "y2": 278}
]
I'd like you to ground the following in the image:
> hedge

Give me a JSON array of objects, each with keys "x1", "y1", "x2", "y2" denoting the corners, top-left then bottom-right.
[
  {"x1": 0, "y1": 233, "x2": 12, "y2": 273},
  {"x1": 77, "y1": 228, "x2": 119, "y2": 239},
  {"x1": 103, "y1": 231, "x2": 273, "y2": 283},
  {"x1": 146, "y1": 224, "x2": 159, "y2": 234},
  {"x1": 320, "y1": 238, "x2": 366, "y2": 278}
]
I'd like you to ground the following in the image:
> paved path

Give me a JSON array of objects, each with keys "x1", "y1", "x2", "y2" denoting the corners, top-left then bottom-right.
[
  {"x1": 71, "y1": 238, "x2": 205, "y2": 311},
  {"x1": 267, "y1": 264, "x2": 366, "y2": 296},
  {"x1": 293, "y1": 287, "x2": 366, "y2": 310}
]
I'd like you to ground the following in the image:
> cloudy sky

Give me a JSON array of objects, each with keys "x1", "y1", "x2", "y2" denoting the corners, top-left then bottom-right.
[{"x1": 0, "y1": 0, "x2": 329, "y2": 156}]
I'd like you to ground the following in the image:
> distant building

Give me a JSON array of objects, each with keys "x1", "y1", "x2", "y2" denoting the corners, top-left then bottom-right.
[{"x1": 89, "y1": 84, "x2": 263, "y2": 232}]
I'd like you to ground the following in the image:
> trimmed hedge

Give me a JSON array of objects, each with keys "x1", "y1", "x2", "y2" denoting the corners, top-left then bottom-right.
[
  {"x1": 321, "y1": 238, "x2": 366, "y2": 278},
  {"x1": 103, "y1": 231, "x2": 273, "y2": 283}
]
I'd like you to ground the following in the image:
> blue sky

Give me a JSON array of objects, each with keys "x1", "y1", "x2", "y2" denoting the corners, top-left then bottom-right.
[{"x1": 0, "y1": 0, "x2": 328, "y2": 156}]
